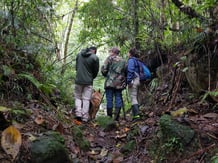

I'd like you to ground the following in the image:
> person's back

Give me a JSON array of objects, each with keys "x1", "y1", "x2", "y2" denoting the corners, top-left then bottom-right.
[
  {"x1": 101, "y1": 47, "x2": 126, "y2": 121},
  {"x1": 74, "y1": 46, "x2": 99, "y2": 123},
  {"x1": 102, "y1": 55, "x2": 126, "y2": 89},
  {"x1": 75, "y1": 47, "x2": 99, "y2": 85}
]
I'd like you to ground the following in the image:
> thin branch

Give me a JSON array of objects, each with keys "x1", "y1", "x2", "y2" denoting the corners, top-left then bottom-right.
[
  {"x1": 63, "y1": 0, "x2": 79, "y2": 65},
  {"x1": 171, "y1": 0, "x2": 205, "y2": 20}
]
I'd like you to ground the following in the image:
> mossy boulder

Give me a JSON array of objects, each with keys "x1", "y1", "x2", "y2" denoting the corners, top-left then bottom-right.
[
  {"x1": 160, "y1": 114, "x2": 194, "y2": 145},
  {"x1": 72, "y1": 126, "x2": 90, "y2": 151},
  {"x1": 30, "y1": 131, "x2": 70, "y2": 163},
  {"x1": 120, "y1": 140, "x2": 136, "y2": 155}
]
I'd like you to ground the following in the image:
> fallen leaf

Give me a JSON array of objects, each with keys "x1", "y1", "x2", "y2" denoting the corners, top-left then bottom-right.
[
  {"x1": 72, "y1": 119, "x2": 82, "y2": 125},
  {"x1": 53, "y1": 122, "x2": 65, "y2": 134},
  {"x1": 100, "y1": 148, "x2": 108, "y2": 157},
  {"x1": 115, "y1": 133, "x2": 127, "y2": 139},
  {"x1": 28, "y1": 134, "x2": 37, "y2": 141},
  {"x1": 88, "y1": 150, "x2": 98, "y2": 155},
  {"x1": 34, "y1": 115, "x2": 45, "y2": 125},
  {"x1": 0, "y1": 106, "x2": 11, "y2": 112},
  {"x1": 1, "y1": 125, "x2": 22, "y2": 160},
  {"x1": 203, "y1": 113, "x2": 218, "y2": 119},
  {"x1": 123, "y1": 127, "x2": 130, "y2": 132},
  {"x1": 116, "y1": 143, "x2": 121, "y2": 148},
  {"x1": 171, "y1": 107, "x2": 188, "y2": 117}
]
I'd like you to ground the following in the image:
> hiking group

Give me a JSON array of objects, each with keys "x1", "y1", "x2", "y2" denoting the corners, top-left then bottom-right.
[{"x1": 74, "y1": 46, "x2": 150, "y2": 123}]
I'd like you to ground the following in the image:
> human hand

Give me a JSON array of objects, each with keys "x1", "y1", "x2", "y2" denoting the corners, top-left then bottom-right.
[{"x1": 128, "y1": 83, "x2": 133, "y2": 88}]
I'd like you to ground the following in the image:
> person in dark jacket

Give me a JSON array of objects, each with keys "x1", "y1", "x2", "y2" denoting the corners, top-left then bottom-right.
[
  {"x1": 101, "y1": 47, "x2": 126, "y2": 121},
  {"x1": 126, "y1": 47, "x2": 140, "y2": 120},
  {"x1": 74, "y1": 46, "x2": 99, "y2": 122}
]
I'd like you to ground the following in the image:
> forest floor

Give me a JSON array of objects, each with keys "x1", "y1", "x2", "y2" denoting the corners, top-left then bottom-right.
[
  {"x1": 0, "y1": 50, "x2": 218, "y2": 163},
  {"x1": 0, "y1": 83, "x2": 217, "y2": 163}
]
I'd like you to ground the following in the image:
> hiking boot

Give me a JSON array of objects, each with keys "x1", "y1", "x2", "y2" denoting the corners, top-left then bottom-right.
[
  {"x1": 107, "y1": 108, "x2": 113, "y2": 118},
  {"x1": 73, "y1": 117, "x2": 83, "y2": 125},
  {"x1": 75, "y1": 116, "x2": 82, "y2": 122},
  {"x1": 132, "y1": 115, "x2": 140, "y2": 122},
  {"x1": 132, "y1": 104, "x2": 139, "y2": 116},
  {"x1": 82, "y1": 118, "x2": 89, "y2": 123},
  {"x1": 114, "y1": 107, "x2": 121, "y2": 121}
]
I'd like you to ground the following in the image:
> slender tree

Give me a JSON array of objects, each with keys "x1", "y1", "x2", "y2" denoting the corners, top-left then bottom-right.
[{"x1": 63, "y1": 0, "x2": 79, "y2": 65}]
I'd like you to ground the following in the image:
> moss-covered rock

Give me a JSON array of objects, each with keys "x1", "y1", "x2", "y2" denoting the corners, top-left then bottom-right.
[
  {"x1": 160, "y1": 114, "x2": 194, "y2": 145},
  {"x1": 120, "y1": 140, "x2": 136, "y2": 155},
  {"x1": 30, "y1": 131, "x2": 70, "y2": 163},
  {"x1": 72, "y1": 126, "x2": 90, "y2": 151}
]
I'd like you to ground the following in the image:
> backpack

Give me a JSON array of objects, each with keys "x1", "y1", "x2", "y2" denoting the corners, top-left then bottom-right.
[
  {"x1": 102, "y1": 55, "x2": 127, "y2": 89},
  {"x1": 134, "y1": 59, "x2": 151, "y2": 81}
]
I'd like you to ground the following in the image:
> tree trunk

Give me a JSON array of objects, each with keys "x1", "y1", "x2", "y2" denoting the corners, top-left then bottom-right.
[
  {"x1": 159, "y1": 0, "x2": 166, "y2": 40},
  {"x1": 62, "y1": 0, "x2": 78, "y2": 73},
  {"x1": 132, "y1": 0, "x2": 140, "y2": 49}
]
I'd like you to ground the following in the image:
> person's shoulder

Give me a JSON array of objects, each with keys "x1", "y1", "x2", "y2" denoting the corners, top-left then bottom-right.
[
  {"x1": 119, "y1": 56, "x2": 126, "y2": 62},
  {"x1": 128, "y1": 57, "x2": 136, "y2": 62},
  {"x1": 91, "y1": 53, "x2": 99, "y2": 60}
]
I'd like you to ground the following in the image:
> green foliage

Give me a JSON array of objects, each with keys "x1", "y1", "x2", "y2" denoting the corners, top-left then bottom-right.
[
  {"x1": 11, "y1": 108, "x2": 31, "y2": 123},
  {"x1": 72, "y1": 126, "x2": 90, "y2": 151},
  {"x1": 1, "y1": 0, "x2": 218, "y2": 115},
  {"x1": 96, "y1": 116, "x2": 114, "y2": 128},
  {"x1": 152, "y1": 114, "x2": 195, "y2": 161},
  {"x1": 162, "y1": 137, "x2": 184, "y2": 153},
  {"x1": 120, "y1": 140, "x2": 136, "y2": 155},
  {"x1": 151, "y1": 136, "x2": 183, "y2": 162},
  {"x1": 149, "y1": 78, "x2": 159, "y2": 92},
  {"x1": 201, "y1": 89, "x2": 218, "y2": 102},
  {"x1": 76, "y1": 0, "x2": 218, "y2": 54},
  {"x1": 0, "y1": 0, "x2": 57, "y2": 54},
  {"x1": 211, "y1": 154, "x2": 218, "y2": 163},
  {"x1": 1, "y1": 101, "x2": 31, "y2": 123},
  {"x1": 126, "y1": 125, "x2": 139, "y2": 141},
  {"x1": 78, "y1": 0, "x2": 131, "y2": 47},
  {"x1": 42, "y1": 64, "x2": 75, "y2": 105},
  {"x1": 2, "y1": 65, "x2": 14, "y2": 76},
  {"x1": 18, "y1": 73, "x2": 56, "y2": 96}
]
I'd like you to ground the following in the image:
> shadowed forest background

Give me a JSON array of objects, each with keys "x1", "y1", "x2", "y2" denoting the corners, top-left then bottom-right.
[{"x1": 0, "y1": 0, "x2": 218, "y2": 162}]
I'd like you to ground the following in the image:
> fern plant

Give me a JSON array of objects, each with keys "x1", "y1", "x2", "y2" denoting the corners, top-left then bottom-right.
[
  {"x1": 201, "y1": 89, "x2": 218, "y2": 102},
  {"x1": 18, "y1": 73, "x2": 56, "y2": 96}
]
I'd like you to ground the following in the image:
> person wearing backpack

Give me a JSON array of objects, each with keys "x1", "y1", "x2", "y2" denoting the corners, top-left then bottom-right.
[
  {"x1": 101, "y1": 47, "x2": 126, "y2": 121},
  {"x1": 74, "y1": 46, "x2": 99, "y2": 122},
  {"x1": 126, "y1": 47, "x2": 141, "y2": 120}
]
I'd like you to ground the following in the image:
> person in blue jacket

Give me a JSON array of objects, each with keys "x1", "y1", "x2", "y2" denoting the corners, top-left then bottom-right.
[{"x1": 126, "y1": 47, "x2": 140, "y2": 120}]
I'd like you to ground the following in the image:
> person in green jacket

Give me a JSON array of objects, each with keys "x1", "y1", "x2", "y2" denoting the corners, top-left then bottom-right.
[
  {"x1": 101, "y1": 47, "x2": 126, "y2": 121},
  {"x1": 74, "y1": 46, "x2": 99, "y2": 122}
]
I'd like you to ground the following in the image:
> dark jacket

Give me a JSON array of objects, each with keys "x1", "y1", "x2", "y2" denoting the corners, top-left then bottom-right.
[
  {"x1": 126, "y1": 57, "x2": 140, "y2": 84},
  {"x1": 75, "y1": 49, "x2": 99, "y2": 85}
]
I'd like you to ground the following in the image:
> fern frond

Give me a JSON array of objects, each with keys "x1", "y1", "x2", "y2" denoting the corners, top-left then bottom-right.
[
  {"x1": 18, "y1": 73, "x2": 56, "y2": 95},
  {"x1": 18, "y1": 73, "x2": 42, "y2": 89}
]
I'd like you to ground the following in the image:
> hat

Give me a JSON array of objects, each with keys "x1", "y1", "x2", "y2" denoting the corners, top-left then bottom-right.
[{"x1": 110, "y1": 47, "x2": 120, "y2": 54}]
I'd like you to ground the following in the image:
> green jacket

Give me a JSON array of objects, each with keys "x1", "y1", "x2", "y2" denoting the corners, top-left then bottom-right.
[
  {"x1": 75, "y1": 49, "x2": 99, "y2": 85},
  {"x1": 101, "y1": 54, "x2": 126, "y2": 89}
]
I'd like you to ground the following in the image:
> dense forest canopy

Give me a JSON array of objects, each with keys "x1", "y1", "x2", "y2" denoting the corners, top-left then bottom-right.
[{"x1": 1, "y1": 0, "x2": 217, "y2": 100}]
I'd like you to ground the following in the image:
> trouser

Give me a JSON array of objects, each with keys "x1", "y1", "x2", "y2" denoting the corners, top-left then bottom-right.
[
  {"x1": 128, "y1": 76, "x2": 140, "y2": 105},
  {"x1": 74, "y1": 84, "x2": 93, "y2": 121},
  {"x1": 128, "y1": 76, "x2": 140, "y2": 116},
  {"x1": 105, "y1": 88, "x2": 123, "y2": 118}
]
